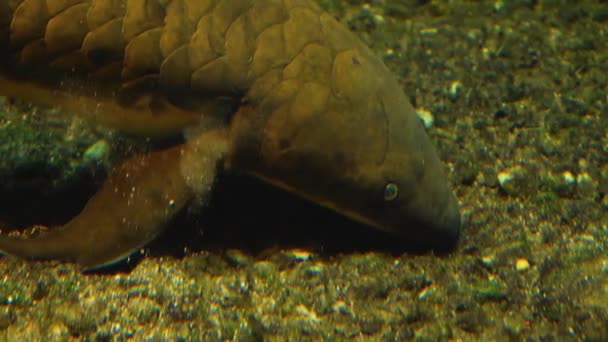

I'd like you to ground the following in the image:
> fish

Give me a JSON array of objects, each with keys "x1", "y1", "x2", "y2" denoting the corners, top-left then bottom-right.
[{"x1": 0, "y1": 0, "x2": 461, "y2": 270}]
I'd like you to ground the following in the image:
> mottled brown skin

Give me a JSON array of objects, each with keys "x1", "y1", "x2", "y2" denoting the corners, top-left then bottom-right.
[{"x1": 0, "y1": 0, "x2": 460, "y2": 269}]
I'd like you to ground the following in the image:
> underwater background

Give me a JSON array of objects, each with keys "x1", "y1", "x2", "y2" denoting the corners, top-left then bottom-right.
[{"x1": 0, "y1": 0, "x2": 606, "y2": 340}]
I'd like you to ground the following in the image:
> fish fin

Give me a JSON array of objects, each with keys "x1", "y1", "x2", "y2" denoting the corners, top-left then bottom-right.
[
  {"x1": 0, "y1": 75, "x2": 201, "y2": 137},
  {"x1": 0, "y1": 129, "x2": 228, "y2": 270}
]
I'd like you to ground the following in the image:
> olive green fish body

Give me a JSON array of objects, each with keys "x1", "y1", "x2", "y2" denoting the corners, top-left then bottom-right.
[{"x1": 0, "y1": 0, "x2": 460, "y2": 269}]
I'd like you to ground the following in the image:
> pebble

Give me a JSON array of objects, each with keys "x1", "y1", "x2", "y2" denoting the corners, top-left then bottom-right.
[
  {"x1": 416, "y1": 108, "x2": 434, "y2": 128},
  {"x1": 82, "y1": 139, "x2": 110, "y2": 163},
  {"x1": 448, "y1": 81, "x2": 463, "y2": 100},
  {"x1": 576, "y1": 172, "x2": 597, "y2": 198},
  {"x1": 515, "y1": 258, "x2": 530, "y2": 271},
  {"x1": 497, "y1": 165, "x2": 526, "y2": 195}
]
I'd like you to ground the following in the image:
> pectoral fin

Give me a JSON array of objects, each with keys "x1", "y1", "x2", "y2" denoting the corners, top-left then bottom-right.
[{"x1": 0, "y1": 129, "x2": 228, "y2": 270}]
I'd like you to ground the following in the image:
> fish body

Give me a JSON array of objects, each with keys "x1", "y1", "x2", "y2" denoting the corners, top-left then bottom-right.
[{"x1": 0, "y1": 0, "x2": 460, "y2": 269}]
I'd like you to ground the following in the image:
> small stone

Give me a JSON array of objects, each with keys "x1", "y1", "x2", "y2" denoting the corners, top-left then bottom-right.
[
  {"x1": 494, "y1": 0, "x2": 505, "y2": 12},
  {"x1": 515, "y1": 258, "x2": 530, "y2": 271},
  {"x1": 562, "y1": 171, "x2": 575, "y2": 184},
  {"x1": 384, "y1": 47, "x2": 395, "y2": 58},
  {"x1": 502, "y1": 312, "x2": 530, "y2": 337},
  {"x1": 497, "y1": 165, "x2": 526, "y2": 195},
  {"x1": 332, "y1": 300, "x2": 352, "y2": 315},
  {"x1": 544, "y1": 170, "x2": 576, "y2": 197},
  {"x1": 456, "y1": 310, "x2": 486, "y2": 333},
  {"x1": 419, "y1": 27, "x2": 438, "y2": 35},
  {"x1": 302, "y1": 262, "x2": 325, "y2": 277},
  {"x1": 475, "y1": 280, "x2": 507, "y2": 302},
  {"x1": 127, "y1": 297, "x2": 160, "y2": 324},
  {"x1": 251, "y1": 261, "x2": 279, "y2": 281},
  {"x1": 55, "y1": 302, "x2": 97, "y2": 336},
  {"x1": 359, "y1": 315, "x2": 383, "y2": 335},
  {"x1": 601, "y1": 194, "x2": 608, "y2": 210},
  {"x1": 576, "y1": 172, "x2": 597, "y2": 198},
  {"x1": 575, "y1": 235, "x2": 596, "y2": 246},
  {"x1": 0, "y1": 307, "x2": 15, "y2": 329},
  {"x1": 568, "y1": 234, "x2": 602, "y2": 262},
  {"x1": 481, "y1": 255, "x2": 495, "y2": 267},
  {"x1": 416, "y1": 108, "x2": 434, "y2": 128},
  {"x1": 448, "y1": 81, "x2": 463, "y2": 100},
  {"x1": 295, "y1": 304, "x2": 321, "y2": 323},
  {"x1": 418, "y1": 285, "x2": 435, "y2": 300},
  {"x1": 284, "y1": 249, "x2": 314, "y2": 261},
  {"x1": 224, "y1": 249, "x2": 252, "y2": 266},
  {"x1": 82, "y1": 139, "x2": 110, "y2": 163},
  {"x1": 165, "y1": 296, "x2": 196, "y2": 322},
  {"x1": 46, "y1": 323, "x2": 69, "y2": 341},
  {"x1": 414, "y1": 322, "x2": 452, "y2": 341},
  {"x1": 497, "y1": 171, "x2": 514, "y2": 188}
]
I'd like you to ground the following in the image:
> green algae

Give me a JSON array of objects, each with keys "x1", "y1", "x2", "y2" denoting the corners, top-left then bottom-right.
[{"x1": 0, "y1": 99, "x2": 100, "y2": 185}]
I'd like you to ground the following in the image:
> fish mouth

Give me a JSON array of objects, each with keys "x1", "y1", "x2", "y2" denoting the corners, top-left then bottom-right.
[{"x1": 249, "y1": 171, "x2": 461, "y2": 250}]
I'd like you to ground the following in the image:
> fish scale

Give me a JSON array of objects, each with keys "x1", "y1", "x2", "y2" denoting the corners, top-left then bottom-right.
[{"x1": 3, "y1": 1, "x2": 291, "y2": 90}]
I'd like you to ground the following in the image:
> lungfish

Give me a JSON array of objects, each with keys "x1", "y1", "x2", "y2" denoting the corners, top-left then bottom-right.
[{"x1": 0, "y1": 0, "x2": 461, "y2": 270}]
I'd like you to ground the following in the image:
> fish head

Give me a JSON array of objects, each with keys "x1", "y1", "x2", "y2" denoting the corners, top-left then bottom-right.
[
  {"x1": 234, "y1": 48, "x2": 461, "y2": 248},
  {"x1": 330, "y1": 82, "x2": 462, "y2": 249}
]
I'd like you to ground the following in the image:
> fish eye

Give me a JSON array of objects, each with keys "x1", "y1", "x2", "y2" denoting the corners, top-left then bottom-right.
[{"x1": 383, "y1": 182, "x2": 399, "y2": 201}]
